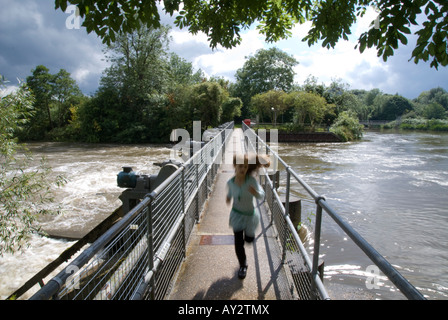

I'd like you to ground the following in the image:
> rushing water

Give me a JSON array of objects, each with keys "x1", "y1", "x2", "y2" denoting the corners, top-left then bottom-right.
[
  {"x1": 0, "y1": 142, "x2": 173, "y2": 299},
  {"x1": 278, "y1": 131, "x2": 448, "y2": 300},
  {"x1": 1, "y1": 131, "x2": 447, "y2": 300}
]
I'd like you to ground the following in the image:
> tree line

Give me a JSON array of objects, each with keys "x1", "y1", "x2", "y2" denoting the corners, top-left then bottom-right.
[
  {"x1": 19, "y1": 25, "x2": 242, "y2": 144},
  {"x1": 7, "y1": 25, "x2": 448, "y2": 145},
  {"x1": 248, "y1": 74, "x2": 448, "y2": 126}
]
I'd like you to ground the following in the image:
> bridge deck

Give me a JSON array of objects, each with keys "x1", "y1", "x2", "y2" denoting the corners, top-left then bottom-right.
[{"x1": 167, "y1": 129, "x2": 295, "y2": 300}]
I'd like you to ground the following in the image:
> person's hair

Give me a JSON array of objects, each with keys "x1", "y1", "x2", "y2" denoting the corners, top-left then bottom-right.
[{"x1": 233, "y1": 153, "x2": 270, "y2": 175}]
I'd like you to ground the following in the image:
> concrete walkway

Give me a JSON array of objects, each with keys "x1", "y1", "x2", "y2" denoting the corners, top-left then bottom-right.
[{"x1": 167, "y1": 128, "x2": 295, "y2": 300}]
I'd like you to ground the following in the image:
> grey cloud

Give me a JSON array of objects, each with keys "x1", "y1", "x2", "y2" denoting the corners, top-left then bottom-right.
[
  {"x1": 384, "y1": 48, "x2": 447, "y2": 99},
  {"x1": 347, "y1": 42, "x2": 448, "y2": 99},
  {"x1": 0, "y1": 0, "x2": 106, "y2": 94},
  {"x1": 169, "y1": 39, "x2": 215, "y2": 62}
]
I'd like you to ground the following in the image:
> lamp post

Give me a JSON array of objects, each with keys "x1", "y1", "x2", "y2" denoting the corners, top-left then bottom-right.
[{"x1": 271, "y1": 107, "x2": 277, "y2": 126}]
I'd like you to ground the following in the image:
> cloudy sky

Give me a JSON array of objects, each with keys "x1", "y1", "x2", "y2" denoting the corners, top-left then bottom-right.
[{"x1": 1, "y1": 0, "x2": 447, "y2": 99}]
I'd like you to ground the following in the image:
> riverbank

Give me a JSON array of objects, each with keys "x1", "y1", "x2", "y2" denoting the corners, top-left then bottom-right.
[{"x1": 382, "y1": 118, "x2": 448, "y2": 131}]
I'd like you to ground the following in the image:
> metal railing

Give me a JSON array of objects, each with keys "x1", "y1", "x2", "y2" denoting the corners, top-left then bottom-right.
[
  {"x1": 242, "y1": 122, "x2": 425, "y2": 300},
  {"x1": 30, "y1": 122, "x2": 234, "y2": 300}
]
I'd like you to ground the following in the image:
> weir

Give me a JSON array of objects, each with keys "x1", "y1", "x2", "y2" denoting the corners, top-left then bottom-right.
[{"x1": 24, "y1": 121, "x2": 424, "y2": 300}]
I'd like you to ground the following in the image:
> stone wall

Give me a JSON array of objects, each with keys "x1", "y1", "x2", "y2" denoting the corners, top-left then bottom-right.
[{"x1": 261, "y1": 131, "x2": 342, "y2": 143}]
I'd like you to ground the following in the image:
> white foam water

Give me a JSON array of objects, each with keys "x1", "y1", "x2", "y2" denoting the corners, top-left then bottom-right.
[{"x1": 0, "y1": 143, "x2": 172, "y2": 299}]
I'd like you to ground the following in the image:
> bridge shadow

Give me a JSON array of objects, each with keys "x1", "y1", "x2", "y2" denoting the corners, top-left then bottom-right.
[
  {"x1": 190, "y1": 200, "x2": 287, "y2": 300},
  {"x1": 252, "y1": 199, "x2": 288, "y2": 300},
  {"x1": 192, "y1": 274, "x2": 243, "y2": 300}
]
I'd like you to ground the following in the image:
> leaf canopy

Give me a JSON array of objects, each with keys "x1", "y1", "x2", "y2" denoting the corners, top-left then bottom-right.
[{"x1": 55, "y1": 0, "x2": 447, "y2": 68}]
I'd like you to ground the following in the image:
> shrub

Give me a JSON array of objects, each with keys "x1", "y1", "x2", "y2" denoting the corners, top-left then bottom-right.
[
  {"x1": 391, "y1": 118, "x2": 448, "y2": 131},
  {"x1": 330, "y1": 111, "x2": 364, "y2": 142}
]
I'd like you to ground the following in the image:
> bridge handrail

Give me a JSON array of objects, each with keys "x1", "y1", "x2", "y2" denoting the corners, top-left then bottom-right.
[
  {"x1": 242, "y1": 122, "x2": 425, "y2": 300},
  {"x1": 30, "y1": 122, "x2": 234, "y2": 300}
]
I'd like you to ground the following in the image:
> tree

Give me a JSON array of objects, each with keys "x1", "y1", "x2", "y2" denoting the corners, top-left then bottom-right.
[
  {"x1": 379, "y1": 95, "x2": 413, "y2": 120},
  {"x1": 221, "y1": 97, "x2": 242, "y2": 122},
  {"x1": 284, "y1": 91, "x2": 308, "y2": 125},
  {"x1": 52, "y1": 69, "x2": 83, "y2": 128},
  {"x1": 55, "y1": 0, "x2": 448, "y2": 68},
  {"x1": 233, "y1": 47, "x2": 298, "y2": 116},
  {"x1": 416, "y1": 87, "x2": 448, "y2": 110},
  {"x1": 302, "y1": 75, "x2": 326, "y2": 96},
  {"x1": 365, "y1": 88, "x2": 383, "y2": 107},
  {"x1": 190, "y1": 81, "x2": 226, "y2": 129},
  {"x1": 104, "y1": 24, "x2": 171, "y2": 115},
  {"x1": 25, "y1": 66, "x2": 83, "y2": 140},
  {"x1": 167, "y1": 53, "x2": 204, "y2": 86},
  {"x1": 26, "y1": 65, "x2": 54, "y2": 138},
  {"x1": 0, "y1": 79, "x2": 66, "y2": 255},
  {"x1": 250, "y1": 90, "x2": 288, "y2": 124},
  {"x1": 285, "y1": 91, "x2": 333, "y2": 128},
  {"x1": 423, "y1": 102, "x2": 446, "y2": 119},
  {"x1": 76, "y1": 86, "x2": 121, "y2": 143},
  {"x1": 90, "y1": 24, "x2": 173, "y2": 142}
]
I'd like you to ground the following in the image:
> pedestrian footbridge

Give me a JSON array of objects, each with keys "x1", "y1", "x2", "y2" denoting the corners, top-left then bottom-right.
[{"x1": 27, "y1": 121, "x2": 424, "y2": 300}]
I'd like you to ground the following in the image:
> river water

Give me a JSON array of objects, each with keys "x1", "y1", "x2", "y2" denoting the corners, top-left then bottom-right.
[
  {"x1": 0, "y1": 142, "x2": 173, "y2": 299},
  {"x1": 278, "y1": 130, "x2": 448, "y2": 300},
  {"x1": 1, "y1": 131, "x2": 447, "y2": 300}
]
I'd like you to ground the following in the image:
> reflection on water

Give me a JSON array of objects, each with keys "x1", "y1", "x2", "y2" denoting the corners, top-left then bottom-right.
[{"x1": 278, "y1": 131, "x2": 448, "y2": 300}]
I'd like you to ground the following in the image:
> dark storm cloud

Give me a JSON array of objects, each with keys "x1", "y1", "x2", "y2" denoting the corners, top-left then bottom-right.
[
  {"x1": 384, "y1": 48, "x2": 448, "y2": 99},
  {"x1": 0, "y1": 0, "x2": 210, "y2": 94},
  {"x1": 0, "y1": 0, "x2": 107, "y2": 94}
]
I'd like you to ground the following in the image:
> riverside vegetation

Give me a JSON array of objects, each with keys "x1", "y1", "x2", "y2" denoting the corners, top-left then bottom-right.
[{"x1": 5, "y1": 29, "x2": 448, "y2": 145}]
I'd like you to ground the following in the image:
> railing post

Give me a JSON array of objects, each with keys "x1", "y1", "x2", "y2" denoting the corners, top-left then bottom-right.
[
  {"x1": 282, "y1": 169, "x2": 291, "y2": 264},
  {"x1": 195, "y1": 163, "x2": 199, "y2": 222},
  {"x1": 311, "y1": 196, "x2": 324, "y2": 299},
  {"x1": 146, "y1": 201, "x2": 155, "y2": 300},
  {"x1": 181, "y1": 168, "x2": 186, "y2": 258}
]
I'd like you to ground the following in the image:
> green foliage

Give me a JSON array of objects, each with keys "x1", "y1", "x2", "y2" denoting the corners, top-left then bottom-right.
[
  {"x1": 384, "y1": 118, "x2": 448, "y2": 131},
  {"x1": 190, "y1": 81, "x2": 226, "y2": 129},
  {"x1": 168, "y1": 53, "x2": 204, "y2": 86},
  {"x1": 416, "y1": 87, "x2": 448, "y2": 110},
  {"x1": 423, "y1": 102, "x2": 446, "y2": 119},
  {"x1": 221, "y1": 97, "x2": 242, "y2": 122},
  {"x1": 330, "y1": 111, "x2": 364, "y2": 142},
  {"x1": 75, "y1": 87, "x2": 121, "y2": 143},
  {"x1": 251, "y1": 90, "x2": 288, "y2": 123},
  {"x1": 55, "y1": 0, "x2": 448, "y2": 68},
  {"x1": 24, "y1": 65, "x2": 54, "y2": 139},
  {"x1": 0, "y1": 80, "x2": 66, "y2": 255},
  {"x1": 233, "y1": 47, "x2": 298, "y2": 117},
  {"x1": 379, "y1": 95, "x2": 413, "y2": 120},
  {"x1": 283, "y1": 90, "x2": 335, "y2": 128},
  {"x1": 24, "y1": 65, "x2": 83, "y2": 141},
  {"x1": 20, "y1": 25, "x2": 236, "y2": 144}
]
